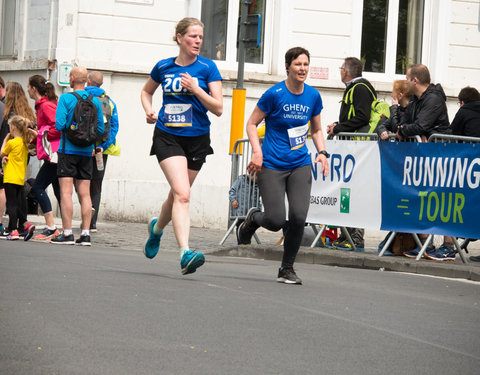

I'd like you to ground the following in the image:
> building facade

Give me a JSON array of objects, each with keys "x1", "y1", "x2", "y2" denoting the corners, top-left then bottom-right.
[{"x1": 1, "y1": 0, "x2": 479, "y2": 228}]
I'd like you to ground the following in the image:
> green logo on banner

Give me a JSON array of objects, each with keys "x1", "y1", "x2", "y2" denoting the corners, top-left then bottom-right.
[{"x1": 340, "y1": 188, "x2": 350, "y2": 213}]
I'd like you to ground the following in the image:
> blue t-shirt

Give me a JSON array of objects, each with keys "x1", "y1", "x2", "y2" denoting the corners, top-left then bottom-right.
[
  {"x1": 55, "y1": 90, "x2": 105, "y2": 156},
  {"x1": 150, "y1": 56, "x2": 222, "y2": 137},
  {"x1": 258, "y1": 81, "x2": 323, "y2": 170}
]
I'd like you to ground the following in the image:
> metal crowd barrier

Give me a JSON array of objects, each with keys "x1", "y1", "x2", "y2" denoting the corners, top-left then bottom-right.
[
  {"x1": 222, "y1": 133, "x2": 474, "y2": 263},
  {"x1": 219, "y1": 139, "x2": 262, "y2": 245},
  {"x1": 308, "y1": 132, "x2": 381, "y2": 250},
  {"x1": 428, "y1": 133, "x2": 480, "y2": 143},
  {"x1": 379, "y1": 133, "x2": 479, "y2": 263},
  {"x1": 407, "y1": 133, "x2": 480, "y2": 262}
]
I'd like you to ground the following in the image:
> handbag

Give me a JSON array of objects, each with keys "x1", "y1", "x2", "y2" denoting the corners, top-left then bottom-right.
[{"x1": 41, "y1": 130, "x2": 58, "y2": 163}]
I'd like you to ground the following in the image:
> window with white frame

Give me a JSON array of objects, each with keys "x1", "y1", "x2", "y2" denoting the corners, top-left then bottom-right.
[
  {"x1": 361, "y1": 0, "x2": 424, "y2": 76},
  {"x1": 0, "y1": 0, "x2": 16, "y2": 57},
  {"x1": 194, "y1": 0, "x2": 269, "y2": 72}
]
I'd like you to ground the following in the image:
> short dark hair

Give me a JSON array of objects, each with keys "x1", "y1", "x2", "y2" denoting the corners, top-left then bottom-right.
[
  {"x1": 458, "y1": 86, "x2": 480, "y2": 104},
  {"x1": 285, "y1": 47, "x2": 310, "y2": 73},
  {"x1": 343, "y1": 57, "x2": 363, "y2": 78},
  {"x1": 407, "y1": 64, "x2": 431, "y2": 85}
]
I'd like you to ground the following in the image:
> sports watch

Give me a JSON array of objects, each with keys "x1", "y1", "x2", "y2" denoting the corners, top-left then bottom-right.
[{"x1": 318, "y1": 150, "x2": 329, "y2": 158}]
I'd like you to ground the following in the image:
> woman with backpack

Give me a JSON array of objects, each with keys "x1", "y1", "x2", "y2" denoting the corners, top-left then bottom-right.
[
  {"x1": 140, "y1": 17, "x2": 223, "y2": 275},
  {"x1": 27, "y1": 75, "x2": 62, "y2": 240}
]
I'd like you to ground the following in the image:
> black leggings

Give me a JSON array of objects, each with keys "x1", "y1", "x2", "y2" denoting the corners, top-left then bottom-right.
[
  {"x1": 253, "y1": 165, "x2": 312, "y2": 268},
  {"x1": 4, "y1": 183, "x2": 27, "y2": 231},
  {"x1": 90, "y1": 154, "x2": 108, "y2": 226}
]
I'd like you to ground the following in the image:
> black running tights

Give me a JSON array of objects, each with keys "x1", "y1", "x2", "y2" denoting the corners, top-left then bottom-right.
[{"x1": 253, "y1": 165, "x2": 312, "y2": 268}]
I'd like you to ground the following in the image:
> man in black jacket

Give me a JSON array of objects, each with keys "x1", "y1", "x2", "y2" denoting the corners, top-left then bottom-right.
[
  {"x1": 450, "y1": 86, "x2": 480, "y2": 138},
  {"x1": 398, "y1": 64, "x2": 457, "y2": 261},
  {"x1": 396, "y1": 64, "x2": 450, "y2": 140},
  {"x1": 327, "y1": 57, "x2": 376, "y2": 250}
]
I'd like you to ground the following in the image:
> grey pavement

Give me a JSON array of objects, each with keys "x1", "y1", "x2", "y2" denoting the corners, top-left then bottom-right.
[
  {"x1": 23, "y1": 214, "x2": 480, "y2": 281},
  {"x1": 1, "y1": 240, "x2": 480, "y2": 375}
]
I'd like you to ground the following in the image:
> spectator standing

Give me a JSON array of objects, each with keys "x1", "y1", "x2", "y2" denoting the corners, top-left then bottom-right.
[
  {"x1": 450, "y1": 86, "x2": 480, "y2": 138},
  {"x1": 1, "y1": 81, "x2": 37, "y2": 237},
  {"x1": 27, "y1": 75, "x2": 62, "y2": 240},
  {"x1": 0, "y1": 97, "x2": 6, "y2": 232},
  {"x1": 0, "y1": 76, "x2": 5, "y2": 102},
  {"x1": 397, "y1": 64, "x2": 455, "y2": 261},
  {"x1": 85, "y1": 71, "x2": 120, "y2": 232},
  {"x1": 449, "y1": 86, "x2": 480, "y2": 262},
  {"x1": 237, "y1": 47, "x2": 329, "y2": 284},
  {"x1": 0, "y1": 115, "x2": 36, "y2": 240},
  {"x1": 140, "y1": 17, "x2": 223, "y2": 275},
  {"x1": 51, "y1": 66, "x2": 104, "y2": 246},
  {"x1": 326, "y1": 57, "x2": 376, "y2": 250}
]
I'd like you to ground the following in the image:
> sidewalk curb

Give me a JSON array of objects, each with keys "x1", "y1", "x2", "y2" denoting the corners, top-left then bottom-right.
[{"x1": 209, "y1": 245, "x2": 480, "y2": 281}]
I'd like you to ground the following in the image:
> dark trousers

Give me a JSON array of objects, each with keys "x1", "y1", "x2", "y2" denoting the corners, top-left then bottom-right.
[
  {"x1": 32, "y1": 161, "x2": 61, "y2": 214},
  {"x1": 254, "y1": 165, "x2": 312, "y2": 269},
  {"x1": 4, "y1": 183, "x2": 27, "y2": 231},
  {"x1": 90, "y1": 154, "x2": 108, "y2": 226}
]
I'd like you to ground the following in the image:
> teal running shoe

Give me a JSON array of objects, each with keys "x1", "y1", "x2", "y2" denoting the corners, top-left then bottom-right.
[
  {"x1": 180, "y1": 250, "x2": 205, "y2": 275},
  {"x1": 143, "y1": 218, "x2": 163, "y2": 259}
]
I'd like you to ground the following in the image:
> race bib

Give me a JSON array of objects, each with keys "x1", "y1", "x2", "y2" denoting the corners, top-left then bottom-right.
[
  {"x1": 163, "y1": 104, "x2": 192, "y2": 127},
  {"x1": 287, "y1": 123, "x2": 309, "y2": 150}
]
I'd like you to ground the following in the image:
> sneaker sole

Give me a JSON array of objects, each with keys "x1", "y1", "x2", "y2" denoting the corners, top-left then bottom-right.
[
  {"x1": 181, "y1": 253, "x2": 205, "y2": 275},
  {"x1": 75, "y1": 242, "x2": 91, "y2": 246},
  {"x1": 403, "y1": 252, "x2": 421, "y2": 259},
  {"x1": 50, "y1": 241, "x2": 75, "y2": 245},
  {"x1": 24, "y1": 225, "x2": 36, "y2": 242},
  {"x1": 32, "y1": 236, "x2": 54, "y2": 241},
  {"x1": 425, "y1": 255, "x2": 456, "y2": 262},
  {"x1": 277, "y1": 277, "x2": 302, "y2": 285},
  {"x1": 143, "y1": 217, "x2": 160, "y2": 259}
]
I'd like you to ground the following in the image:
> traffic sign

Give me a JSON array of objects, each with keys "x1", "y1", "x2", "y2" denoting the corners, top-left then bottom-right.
[{"x1": 57, "y1": 63, "x2": 74, "y2": 86}]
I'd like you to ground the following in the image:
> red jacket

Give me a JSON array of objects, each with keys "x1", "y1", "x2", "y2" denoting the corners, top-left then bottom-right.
[{"x1": 35, "y1": 96, "x2": 61, "y2": 159}]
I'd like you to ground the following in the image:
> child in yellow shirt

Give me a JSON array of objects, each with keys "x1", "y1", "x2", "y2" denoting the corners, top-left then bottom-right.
[{"x1": 0, "y1": 115, "x2": 37, "y2": 240}]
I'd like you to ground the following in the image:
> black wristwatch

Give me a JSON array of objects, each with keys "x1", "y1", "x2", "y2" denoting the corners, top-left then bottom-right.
[{"x1": 318, "y1": 150, "x2": 329, "y2": 158}]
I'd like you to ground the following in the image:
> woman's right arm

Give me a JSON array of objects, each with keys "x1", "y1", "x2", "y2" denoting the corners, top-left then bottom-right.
[
  {"x1": 141, "y1": 78, "x2": 160, "y2": 124},
  {"x1": 246, "y1": 106, "x2": 266, "y2": 175}
]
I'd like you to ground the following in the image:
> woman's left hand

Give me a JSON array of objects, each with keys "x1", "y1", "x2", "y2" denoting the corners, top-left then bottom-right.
[{"x1": 314, "y1": 154, "x2": 329, "y2": 177}]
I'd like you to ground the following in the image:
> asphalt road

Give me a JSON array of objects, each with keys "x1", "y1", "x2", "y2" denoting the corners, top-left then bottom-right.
[{"x1": 1, "y1": 240, "x2": 479, "y2": 375}]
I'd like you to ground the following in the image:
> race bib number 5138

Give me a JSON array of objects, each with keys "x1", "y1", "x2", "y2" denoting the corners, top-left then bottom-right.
[{"x1": 163, "y1": 104, "x2": 193, "y2": 127}]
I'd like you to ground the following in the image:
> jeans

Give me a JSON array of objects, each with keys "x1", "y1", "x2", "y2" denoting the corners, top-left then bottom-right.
[{"x1": 32, "y1": 161, "x2": 60, "y2": 214}]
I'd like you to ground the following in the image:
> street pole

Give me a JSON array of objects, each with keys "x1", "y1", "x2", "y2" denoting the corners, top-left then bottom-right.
[{"x1": 229, "y1": 0, "x2": 251, "y2": 154}]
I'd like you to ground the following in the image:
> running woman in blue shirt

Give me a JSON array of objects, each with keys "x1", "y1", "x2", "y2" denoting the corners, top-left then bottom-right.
[
  {"x1": 140, "y1": 17, "x2": 223, "y2": 275},
  {"x1": 237, "y1": 47, "x2": 329, "y2": 284}
]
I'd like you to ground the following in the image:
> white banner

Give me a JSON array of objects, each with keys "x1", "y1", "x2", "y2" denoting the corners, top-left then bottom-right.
[{"x1": 306, "y1": 139, "x2": 382, "y2": 228}]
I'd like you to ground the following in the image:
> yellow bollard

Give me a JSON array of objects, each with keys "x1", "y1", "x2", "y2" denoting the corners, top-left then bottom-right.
[{"x1": 230, "y1": 88, "x2": 246, "y2": 154}]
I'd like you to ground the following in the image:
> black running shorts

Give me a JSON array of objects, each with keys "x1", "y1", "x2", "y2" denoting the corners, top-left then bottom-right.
[
  {"x1": 57, "y1": 152, "x2": 93, "y2": 180},
  {"x1": 150, "y1": 127, "x2": 213, "y2": 171}
]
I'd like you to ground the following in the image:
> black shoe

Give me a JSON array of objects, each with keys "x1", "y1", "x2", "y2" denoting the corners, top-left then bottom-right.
[
  {"x1": 277, "y1": 267, "x2": 302, "y2": 285},
  {"x1": 469, "y1": 255, "x2": 480, "y2": 262},
  {"x1": 0, "y1": 228, "x2": 10, "y2": 238},
  {"x1": 90, "y1": 223, "x2": 97, "y2": 233},
  {"x1": 237, "y1": 207, "x2": 260, "y2": 245},
  {"x1": 50, "y1": 233, "x2": 75, "y2": 245},
  {"x1": 75, "y1": 235, "x2": 91, "y2": 246}
]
